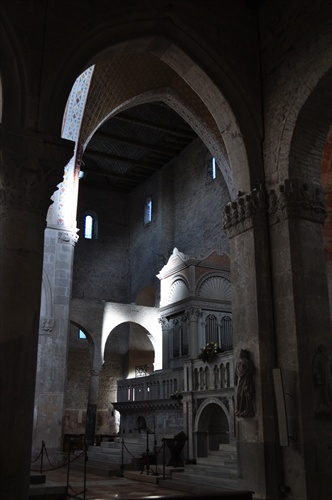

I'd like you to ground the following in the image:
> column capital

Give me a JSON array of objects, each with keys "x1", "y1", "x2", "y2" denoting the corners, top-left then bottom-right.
[
  {"x1": 0, "y1": 127, "x2": 74, "y2": 216},
  {"x1": 158, "y1": 317, "x2": 171, "y2": 330},
  {"x1": 267, "y1": 178, "x2": 327, "y2": 225},
  {"x1": 223, "y1": 187, "x2": 267, "y2": 239},
  {"x1": 185, "y1": 307, "x2": 201, "y2": 322}
]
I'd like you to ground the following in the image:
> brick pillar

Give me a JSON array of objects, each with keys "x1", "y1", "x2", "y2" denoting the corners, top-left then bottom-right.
[{"x1": 0, "y1": 128, "x2": 73, "y2": 500}]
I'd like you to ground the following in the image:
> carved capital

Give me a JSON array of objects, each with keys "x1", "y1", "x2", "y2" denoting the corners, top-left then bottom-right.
[
  {"x1": 0, "y1": 127, "x2": 74, "y2": 216},
  {"x1": 267, "y1": 179, "x2": 327, "y2": 225},
  {"x1": 186, "y1": 307, "x2": 201, "y2": 322},
  {"x1": 58, "y1": 230, "x2": 79, "y2": 246},
  {"x1": 159, "y1": 317, "x2": 170, "y2": 330},
  {"x1": 223, "y1": 187, "x2": 267, "y2": 238}
]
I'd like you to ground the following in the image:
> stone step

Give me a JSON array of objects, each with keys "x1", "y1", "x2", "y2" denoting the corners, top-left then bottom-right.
[
  {"x1": 184, "y1": 464, "x2": 238, "y2": 479},
  {"x1": 219, "y1": 443, "x2": 237, "y2": 452},
  {"x1": 197, "y1": 456, "x2": 237, "y2": 468},
  {"x1": 161, "y1": 470, "x2": 247, "y2": 494}
]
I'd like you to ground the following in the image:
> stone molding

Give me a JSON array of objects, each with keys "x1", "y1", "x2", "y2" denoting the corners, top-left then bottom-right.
[
  {"x1": 223, "y1": 179, "x2": 327, "y2": 238},
  {"x1": 0, "y1": 127, "x2": 74, "y2": 215}
]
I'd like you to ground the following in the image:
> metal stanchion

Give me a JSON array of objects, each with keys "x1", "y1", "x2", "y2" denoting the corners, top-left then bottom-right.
[
  {"x1": 66, "y1": 444, "x2": 71, "y2": 497},
  {"x1": 83, "y1": 445, "x2": 88, "y2": 500},
  {"x1": 40, "y1": 441, "x2": 45, "y2": 475},
  {"x1": 120, "y1": 438, "x2": 124, "y2": 477},
  {"x1": 163, "y1": 439, "x2": 166, "y2": 479}
]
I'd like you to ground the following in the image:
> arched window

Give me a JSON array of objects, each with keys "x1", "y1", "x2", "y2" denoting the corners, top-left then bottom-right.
[
  {"x1": 84, "y1": 212, "x2": 98, "y2": 239},
  {"x1": 144, "y1": 197, "x2": 152, "y2": 225}
]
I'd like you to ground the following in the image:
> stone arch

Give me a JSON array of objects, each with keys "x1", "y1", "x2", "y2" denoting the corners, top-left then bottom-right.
[
  {"x1": 69, "y1": 320, "x2": 95, "y2": 366},
  {"x1": 267, "y1": 63, "x2": 332, "y2": 184},
  {"x1": 104, "y1": 320, "x2": 156, "y2": 379},
  {"x1": 46, "y1": 30, "x2": 255, "y2": 193},
  {"x1": 289, "y1": 68, "x2": 332, "y2": 183},
  {"x1": 0, "y1": 12, "x2": 26, "y2": 127},
  {"x1": 194, "y1": 398, "x2": 230, "y2": 457}
]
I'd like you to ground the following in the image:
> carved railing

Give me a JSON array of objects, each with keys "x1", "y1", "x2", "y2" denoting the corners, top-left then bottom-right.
[
  {"x1": 190, "y1": 351, "x2": 234, "y2": 392},
  {"x1": 117, "y1": 371, "x2": 184, "y2": 403}
]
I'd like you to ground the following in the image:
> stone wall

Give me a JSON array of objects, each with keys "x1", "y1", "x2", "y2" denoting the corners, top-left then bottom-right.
[{"x1": 72, "y1": 184, "x2": 129, "y2": 302}]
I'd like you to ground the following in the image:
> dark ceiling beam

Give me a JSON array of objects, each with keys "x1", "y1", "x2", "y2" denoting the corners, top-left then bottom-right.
[
  {"x1": 113, "y1": 114, "x2": 196, "y2": 139},
  {"x1": 84, "y1": 149, "x2": 161, "y2": 171},
  {"x1": 82, "y1": 166, "x2": 142, "y2": 183},
  {"x1": 92, "y1": 130, "x2": 179, "y2": 157}
]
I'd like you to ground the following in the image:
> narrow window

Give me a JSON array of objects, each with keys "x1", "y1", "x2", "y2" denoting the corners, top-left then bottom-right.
[
  {"x1": 84, "y1": 212, "x2": 98, "y2": 239},
  {"x1": 206, "y1": 155, "x2": 217, "y2": 183},
  {"x1": 84, "y1": 215, "x2": 93, "y2": 239},
  {"x1": 144, "y1": 197, "x2": 152, "y2": 225}
]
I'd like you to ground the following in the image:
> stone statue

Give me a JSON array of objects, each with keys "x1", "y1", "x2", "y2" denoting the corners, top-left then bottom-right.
[
  {"x1": 234, "y1": 349, "x2": 255, "y2": 417},
  {"x1": 312, "y1": 344, "x2": 332, "y2": 418}
]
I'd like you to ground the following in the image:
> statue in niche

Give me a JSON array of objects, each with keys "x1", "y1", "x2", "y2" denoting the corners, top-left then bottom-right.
[
  {"x1": 234, "y1": 349, "x2": 255, "y2": 417},
  {"x1": 312, "y1": 344, "x2": 332, "y2": 418}
]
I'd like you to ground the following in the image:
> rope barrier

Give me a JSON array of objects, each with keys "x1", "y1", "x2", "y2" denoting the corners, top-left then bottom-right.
[{"x1": 30, "y1": 444, "x2": 85, "y2": 473}]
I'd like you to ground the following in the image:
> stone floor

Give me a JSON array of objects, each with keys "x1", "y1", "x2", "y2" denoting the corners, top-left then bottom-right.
[{"x1": 30, "y1": 466, "x2": 251, "y2": 500}]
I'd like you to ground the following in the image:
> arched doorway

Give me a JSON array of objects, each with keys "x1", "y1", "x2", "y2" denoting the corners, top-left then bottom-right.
[{"x1": 196, "y1": 401, "x2": 230, "y2": 458}]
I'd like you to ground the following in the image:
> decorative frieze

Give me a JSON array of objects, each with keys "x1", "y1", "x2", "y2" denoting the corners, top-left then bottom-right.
[{"x1": 223, "y1": 180, "x2": 327, "y2": 238}]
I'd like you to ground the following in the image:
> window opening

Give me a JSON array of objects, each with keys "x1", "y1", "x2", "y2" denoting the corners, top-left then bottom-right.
[
  {"x1": 206, "y1": 156, "x2": 217, "y2": 183},
  {"x1": 144, "y1": 197, "x2": 152, "y2": 225},
  {"x1": 78, "y1": 329, "x2": 86, "y2": 339},
  {"x1": 84, "y1": 215, "x2": 93, "y2": 239}
]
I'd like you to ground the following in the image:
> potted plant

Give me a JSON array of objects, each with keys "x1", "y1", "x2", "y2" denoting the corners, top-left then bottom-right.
[{"x1": 198, "y1": 341, "x2": 223, "y2": 363}]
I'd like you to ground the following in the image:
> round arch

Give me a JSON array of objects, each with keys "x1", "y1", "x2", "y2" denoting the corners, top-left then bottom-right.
[
  {"x1": 45, "y1": 28, "x2": 257, "y2": 194},
  {"x1": 0, "y1": 11, "x2": 26, "y2": 127},
  {"x1": 194, "y1": 398, "x2": 231, "y2": 457},
  {"x1": 105, "y1": 321, "x2": 155, "y2": 379}
]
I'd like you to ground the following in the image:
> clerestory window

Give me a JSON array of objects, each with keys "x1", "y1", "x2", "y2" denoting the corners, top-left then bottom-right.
[
  {"x1": 84, "y1": 211, "x2": 98, "y2": 239},
  {"x1": 144, "y1": 197, "x2": 152, "y2": 225}
]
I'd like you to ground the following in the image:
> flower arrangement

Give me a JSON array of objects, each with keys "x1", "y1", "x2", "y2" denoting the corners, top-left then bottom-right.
[
  {"x1": 170, "y1": 391, "x2": 183, "y2": 401},
  {"x1": 198, "y1": 341, "x2": 223, "y2": 363}
]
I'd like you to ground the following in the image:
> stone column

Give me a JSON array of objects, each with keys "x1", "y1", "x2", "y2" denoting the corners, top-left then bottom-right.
[
  {"x1": 223, "y1": 187, "x2": 280, "y2": 500},
  {"x1": 186, "y1": 307, "x2": 200, "y2": 359},
  {"x1": 183, "y1": 396, "x2": 195, "y2": 462},
  {"x1": 159, "y1": 317, "x2": 171, "y2": 369},
  {"x1": 267, "y1": 179, "x2": 332, "y2": 500},
  {"x1": 33, "y1": 227, "x2": 78, "y2": 457},
  {"x1": 0, "y1": 128, "x2": 73, "y2": 500},
  {"x1": 33, "y1": 154, "x2": 80, "y2": 458}
]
